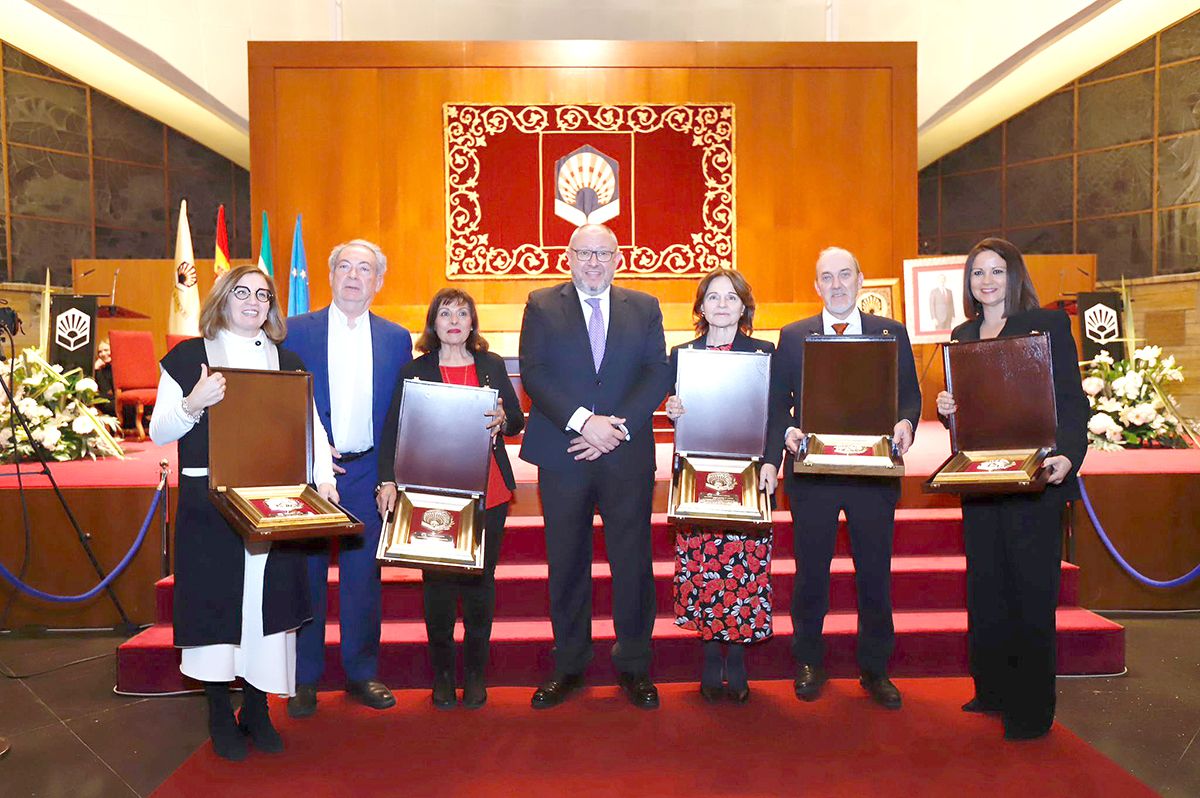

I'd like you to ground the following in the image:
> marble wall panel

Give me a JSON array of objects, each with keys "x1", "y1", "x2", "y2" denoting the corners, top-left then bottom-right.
[
  {"x1": 167, "y1": 129, "x2": 230, "y2": 174},
  {"x1": 4, "y1": 72, "x2": 88, "y2": 153},
  {"x1": 8, "y1": 145, "x2": 90, "y2": 223},
  {"x1": 940, "y1": 169, "x2": 1001, "y2": 235},
  {"x1": 939, "y1": 126, "x2": 1002, "y2": 175},
  {"x1": 1078, "y1": 213, "x2": 1153, "y2": 280},
  {"x1": 940, "y1": 232, "x2": 998, "y2": 256},
  {"x1": 1159, "y1": 208, "x2": 1200, "y2": 274},
  {"x1": 1005, "y1": 157, "x2": 1073, "y2": 227},
  {"x1": 94, "y1": 160, "x2": 166, "y2": 230},
  {"x1": 918, "y1": 176, "x2": 938, "y2": 243},
  {"x1": 96, "y1": 226, "x2": 168, "y2": 260},
  {"x1": 1159, "y1": 60, "x2": 1200, "y2": 137},
  {"x1": 1006, "y1": 223, "x2": 1074, "y2": 254},
  {"x1": 1161, "y1": 12, "x2": 1200, "y2": 64},
  {"x1": 1083, "y1": 39, "x2": 1155, "y2": 83},
  {"x1": 2, "y1": 46, "x2": 80, "y2": 83},
  {"x1": 91, "y1": 92, "x2": 164, "y2": 165},
  {"x1": 169, "y1": 169, "x2": 232, "y2": 261},
  {"x1": 1078, "y1": 144, "x2": 1153, "y2": 218},
  {"x1": 233, "y1": 167, "x2": 251, "y2": 259},
  {"x1": 1158, "y1": 132, "x2": 1200, "y2": 208},
  {"x1": 1079, "y1": 72, "x2": 1154, "y2": 150},
  {"x1": 1006, "y1": 91, "x2": 1073, "y2": 164},
  {"x1": 10, "y1": 218, "x2": 90, "y2": 285}
]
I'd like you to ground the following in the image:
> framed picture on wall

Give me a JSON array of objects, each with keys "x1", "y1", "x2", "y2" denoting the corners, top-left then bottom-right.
[
  {"x1": 903, "y1": 255, "x2": 968, "y2": 344},
  {"x1": 858, "y1": 278, "x2": 900, "y2": 320}
]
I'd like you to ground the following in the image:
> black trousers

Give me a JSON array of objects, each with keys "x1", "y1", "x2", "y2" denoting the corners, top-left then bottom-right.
[
  {"x1": 423, "y1": 503, "x2": 509, "y2": 676},
  {"x1": 962, "y1": 493, "x2": 1063, "y2": 733},
  {"x1": 787, "y1": 478, "x2": 897, "y2": 675},
  {"x1": 539, "y1": 464, "x2": 656, "y2": 676}
]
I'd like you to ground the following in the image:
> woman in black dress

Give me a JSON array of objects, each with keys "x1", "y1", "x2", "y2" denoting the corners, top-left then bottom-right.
[
  {"x1": 377, "y1": 288, "x2": 524, "y2": 709},
  {"x1": 665, "y1": 268, "x2": 777, "y2": 702},
  {"x1": 936, "y1": 238, "x2": 1088, "y2": 740}
]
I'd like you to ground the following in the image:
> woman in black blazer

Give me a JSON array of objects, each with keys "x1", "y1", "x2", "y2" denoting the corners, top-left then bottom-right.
[
  {"x1": 665, "y1": 269, "x2": 777, "y2": 702},
  {"x1": 377, "y1": 288, "x2": 524, "y2": 709},
  {"x1": 936, "y1": 238, "x2": 1088, "y2": 741}
]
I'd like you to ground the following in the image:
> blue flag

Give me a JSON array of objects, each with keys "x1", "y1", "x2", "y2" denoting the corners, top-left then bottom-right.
[{"x1": 287, "y1": 214, "x2": 309, "y2": 317}]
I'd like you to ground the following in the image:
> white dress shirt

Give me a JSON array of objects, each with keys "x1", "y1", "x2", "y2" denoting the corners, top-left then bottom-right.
[
  {"x1": 327, "y1": 303, "x2": 374, "y2": 454},
  {"x1": 821, "y1": 306, "x2": 864, "y2": 336},
  {"x1": 567, "y1": 286, "x2": 612, "y2": 433}
]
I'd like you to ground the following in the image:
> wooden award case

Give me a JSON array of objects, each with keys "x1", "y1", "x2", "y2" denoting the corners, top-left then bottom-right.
[
  {"x1": 796, "y1": 335, "x2": 904, "y2": 477},
  {"x1": 668, "y1": 349, "x2": 772, "y2": 532},
  {"x1": 208, "y1": 368, "x2": 364, "y2": 541},
  {"x1": 926, "y1": 333, "x2": 1056, "y2": 494},
  {"x1": 376, "y1": 379, "x2": 498, "y2": 573}
]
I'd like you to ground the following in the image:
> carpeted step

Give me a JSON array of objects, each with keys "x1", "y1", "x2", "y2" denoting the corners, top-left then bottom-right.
[
  {"x1": 152, "y1": 557, "x2": 1082, "y2": 624},
  {"x1": 116, "y1": 607, "x2": 1124, "y2": 694}
]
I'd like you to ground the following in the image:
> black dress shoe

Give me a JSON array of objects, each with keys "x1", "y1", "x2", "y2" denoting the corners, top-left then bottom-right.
[
  {"x1": 793, "y1": 664, "x2": 827, "y2": 702},
  {"x1": 618, "y1": 673, "x2": 660, "y2": 710},
  {"x1": 346, "y1": 680, "x2": 397, "y2": 710},
  {"x1": 287, "y1": 684, "x2": 318, "y2": 719},
  {"x1": 726, "y1": 684, "x2": 751, "y2": 704},
  {"x1": 432, "y1": 670, "x2": 457, "y2": 709},
  {"x1": 1003, "y1": 723, "x2": 1052, "y2": 741},
  {"x1": 462, "y1": 672, "x2": 487, "y2": 710},
  {"x1": 530, "y1": 673, "x2": 584, "y2": 710},
  {"x1": 962, "y1": 697, "x2": 1002, "y2": 715},
  {"x1": 699, "y1": 683, "x2": 725, "y2": 702},
  {"x1": 860, "y1": 674, "x2": 902, "y2": 709}
]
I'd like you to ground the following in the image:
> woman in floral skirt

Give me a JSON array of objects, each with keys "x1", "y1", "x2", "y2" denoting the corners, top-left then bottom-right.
[{"x1": 666, "y1": 268, "x2": 777, "y2": 702}]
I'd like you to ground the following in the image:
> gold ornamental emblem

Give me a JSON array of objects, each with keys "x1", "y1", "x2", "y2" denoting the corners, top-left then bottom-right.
[
  {"x1": 420, "y1": 509, "x2": 455, "y2": 534},
  {"x1": 704, "y1": 472, "x2": 737, "y2": 493},
  {"x1": 978, "y1": 458, "x2": 1017, "y2": 472},
  {"x1": 833, "y1": 444, "x2": 868, "y2": 455}
]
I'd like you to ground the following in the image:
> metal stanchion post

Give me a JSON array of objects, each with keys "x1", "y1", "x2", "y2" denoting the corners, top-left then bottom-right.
[{"x1": 159, "y1": 460, "x2": 172, "y2": 578}]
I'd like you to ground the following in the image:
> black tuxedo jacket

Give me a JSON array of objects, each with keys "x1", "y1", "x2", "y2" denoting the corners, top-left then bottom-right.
[
  {"x1": 518, "y1": 283, "x2": 670, "y2": 474},
  {"x1": 767, "y1": 313, "x2": 922, "y2": 474},
  {"x1": 947, "y1": 307, "x2": 1089, "y2": 501},
  {"x1": 377, "y1": 349, "x2": 525, "y2": 490}
]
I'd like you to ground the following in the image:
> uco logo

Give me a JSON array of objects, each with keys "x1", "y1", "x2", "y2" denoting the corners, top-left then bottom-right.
[
  {"x1": 1083, "y1": 304, "x2": 1119, "y2": 345},
  {"x1": 55, "y1": 308, "x2": 91, "y2": 352}
]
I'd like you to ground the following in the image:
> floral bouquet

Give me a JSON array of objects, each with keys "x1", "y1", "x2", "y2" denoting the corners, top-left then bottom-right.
[
  {"x1": 1082, "y1": 346, "x2": 1190, "y2": 450},
  {"x1": 0, "y1": 347, "x2": 124, "y2": 463}
]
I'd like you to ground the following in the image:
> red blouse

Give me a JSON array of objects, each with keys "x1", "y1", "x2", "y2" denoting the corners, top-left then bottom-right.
[{"x1": 438, "y1": 363, "x2": 512, "y2": 510}]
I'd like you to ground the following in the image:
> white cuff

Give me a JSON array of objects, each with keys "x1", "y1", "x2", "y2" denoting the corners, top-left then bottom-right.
[{"x1": 567, "y1": 407, "x2": 593, "y2": 434}]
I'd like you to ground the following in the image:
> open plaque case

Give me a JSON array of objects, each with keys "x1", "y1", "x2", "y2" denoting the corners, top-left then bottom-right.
[
  {"x1": 376, "y1": 379, "x2": 498, "y2": 573},
  {"x1": 795, "y1": 335, "x2": 904, "y2": 477},
  {"x1": 668, "y1": 348, "x2": 772, "y2": 531},
  {"x1": 208, "y1": 368, "x2": 364, "y2": 541},
  {"x1": 926, "y1": 333, "x2": 1056, "y2": 494}
]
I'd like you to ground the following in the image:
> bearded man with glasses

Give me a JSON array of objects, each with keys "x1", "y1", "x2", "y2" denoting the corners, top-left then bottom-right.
[
  {"x1": 518, "y1": 223, "x2": 671, "y2": 710},
  {"x1": 282, "y1": 239, "x2": 413, "y2": 717}
]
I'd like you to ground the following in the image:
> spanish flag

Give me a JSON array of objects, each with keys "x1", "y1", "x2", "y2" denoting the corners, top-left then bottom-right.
[{"x1": 214, "y1": 204, "x2": 231, "y2": 275}]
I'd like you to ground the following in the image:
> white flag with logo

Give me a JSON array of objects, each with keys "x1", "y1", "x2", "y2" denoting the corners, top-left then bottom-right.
[{"x1": 169, "y1": 199, "x2": 200, "y2": 336}]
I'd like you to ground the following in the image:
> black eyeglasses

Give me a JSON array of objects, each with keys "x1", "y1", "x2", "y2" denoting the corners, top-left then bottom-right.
[
  {"x1": 231, "y1": 286, "x2": 274, "y2": 303},
  {"x1": 569, "y1": 248, "x2": 616, "y2": 263}
]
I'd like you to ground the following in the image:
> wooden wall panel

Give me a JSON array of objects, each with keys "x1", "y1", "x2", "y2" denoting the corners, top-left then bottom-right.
[{"x1": 249, "y1": 42, "x2": 917, "y2": 317}]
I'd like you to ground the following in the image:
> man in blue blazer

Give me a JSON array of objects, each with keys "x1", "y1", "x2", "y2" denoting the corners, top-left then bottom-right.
[
  {"x1": 282, "y1": 239, "x2": 413, "y2": 716},
  {"x1": 520, "y1": 224, "x2": 671, "y2": 710},
  {"x1": 766, "y1": 246, "x2": 921, "y2": 711}
]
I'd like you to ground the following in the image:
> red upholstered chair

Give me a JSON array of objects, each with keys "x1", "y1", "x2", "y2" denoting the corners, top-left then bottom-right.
[
  {"x1": 166, "y1": 333, "x2": 196, "y2": 352},
  {"x1": 109, "y1": 330, "x2": 159, "y2": 441}
]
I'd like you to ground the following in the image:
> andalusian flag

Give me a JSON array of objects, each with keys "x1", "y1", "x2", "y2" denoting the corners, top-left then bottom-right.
[
  {"x1": 169, "y1": 199, "x2": 200, "y2": 336},
  {"x1": 214, "y1": 204, "x2": 231, "y2": 275},
  {"x1": 257, "y1": 211, "x2": 275, "y2": 277},
  {"x1": 287, "y1": 214, "x2": 310, "y2": 317}
]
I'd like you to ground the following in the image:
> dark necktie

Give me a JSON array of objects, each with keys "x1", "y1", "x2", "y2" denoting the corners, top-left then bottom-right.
[{"x1": 832, "y1": 322, "x2": 849, "y2": 335}]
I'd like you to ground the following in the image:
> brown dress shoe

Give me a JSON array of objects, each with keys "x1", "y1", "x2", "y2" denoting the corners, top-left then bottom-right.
[
  {"x1": 860, "y1": 673, "x2": 902, "y2": 709},
  {"x1": 530, "y1": 673, "x2": 584, "y2": 710},
  {"x1": 287, "y1": 684, "x2": 318, "y2": 718},
  {"x1": 793, "y1": 664, "x2": 827, "y2": 701},
  {"x1": 346, "y1": 680, "x2": 397, "y2": 710}
]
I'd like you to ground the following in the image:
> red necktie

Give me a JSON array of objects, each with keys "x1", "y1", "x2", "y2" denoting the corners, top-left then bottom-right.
[{"x1": 832, "y1": 322, "x2": 849, "y2": 335}]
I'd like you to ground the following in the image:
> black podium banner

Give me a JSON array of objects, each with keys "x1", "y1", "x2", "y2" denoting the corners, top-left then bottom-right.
[
  {"x1": 48, "y1": 295, "x2": 97, "y2": 376},
  {"x1": 1078, "y1": 292, "x2": 1124, "y2": 361}
]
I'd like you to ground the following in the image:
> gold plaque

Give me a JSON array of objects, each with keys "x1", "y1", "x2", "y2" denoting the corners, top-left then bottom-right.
[
  {"x1": 668, "y1": 455, "x2": 771, "y2": 531},
  {"x1": 795, "y1": 433, "x2": 904, "y2": 477},
  {"x1": 377, "y1": 490, "x2": 484, "y2": 572},
  {"x1": 926, "y1": 447, "x2": 1051, "y2": 492}
]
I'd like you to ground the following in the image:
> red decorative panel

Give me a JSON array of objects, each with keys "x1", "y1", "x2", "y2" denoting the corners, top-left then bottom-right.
[{"x1": 444, "y1": 104, "x2": 735, "y2": 279}]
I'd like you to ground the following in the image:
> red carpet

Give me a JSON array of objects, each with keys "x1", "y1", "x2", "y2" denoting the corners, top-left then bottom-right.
[{"x1": 150, "y1": 679, "x2": 1155, "y2": 798}]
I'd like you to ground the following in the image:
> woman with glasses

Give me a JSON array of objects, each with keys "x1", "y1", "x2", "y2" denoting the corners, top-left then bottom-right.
[
  {"x1": 935, "y1": 238, "x2": 1088, "y2": 740},
  {"x1": 664, "y1": 268, "x2": 777, "y2": 702},
  {"x1": 377, "y1": 287, "x2": 524, "y2": 709},
  {"x1": 150, "y1": 264, "x2": 337, "y2": 760}
]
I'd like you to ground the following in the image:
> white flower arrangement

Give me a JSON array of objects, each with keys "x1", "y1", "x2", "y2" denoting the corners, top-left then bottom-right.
[
  {"x1": 1082, "y1": 345, "x2": 1189, "y2": 450},
  {"x1": 0, "y1": 348, "x2": 124, "y2": 463}
]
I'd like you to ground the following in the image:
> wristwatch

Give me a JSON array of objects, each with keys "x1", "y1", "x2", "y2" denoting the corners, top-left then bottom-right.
[{"x1": 374, "y1": 481, "x2": 396, "y2": 496}]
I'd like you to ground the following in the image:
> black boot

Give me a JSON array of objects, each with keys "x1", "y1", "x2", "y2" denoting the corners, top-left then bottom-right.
[
  {"x1": 432, "y1": 669, "x2": 457, "y2": 709},
  {"x1": 725, "y1": 644, "x2": 750, "y2": 702},
  {"x1": 204, "y1": 682, "x2": 248, "y2": 761},
  {"x1": 462, "y1": 670, "x2": 487, "y2": 709},
  {"x1": 237, "y1": 683, "x2": 284, "y2": 753},
  {"x1": 700, "y1": 641, "x2": 725, "y2": 701}
]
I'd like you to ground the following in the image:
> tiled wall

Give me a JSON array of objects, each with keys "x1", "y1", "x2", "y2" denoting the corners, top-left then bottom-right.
[
  {"x1": 919, "y1": 10, "x2": 1200, "y2": 282},
  {"x1": 0, "y1": 42, "x2": 250, "y2": 286}
]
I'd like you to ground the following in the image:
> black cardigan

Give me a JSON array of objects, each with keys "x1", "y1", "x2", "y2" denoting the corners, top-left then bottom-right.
[
  {"x1": 945, "y1": 307, "x2": 1089, "y2": 501},
  {"x1": 377, "y1": 348, "x2": 525, "y2": 490}
]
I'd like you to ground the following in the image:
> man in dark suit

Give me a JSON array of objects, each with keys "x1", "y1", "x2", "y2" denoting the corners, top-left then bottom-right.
[
  {"x1": 282, "y1": 239, "x2": 413, "y2": 716},
  {"x1": 765, "y1": 246, "x2": 921, "y2": 709},
  {"x1": 519, "y1": 223, "x2": 670, "y2": 709}
]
